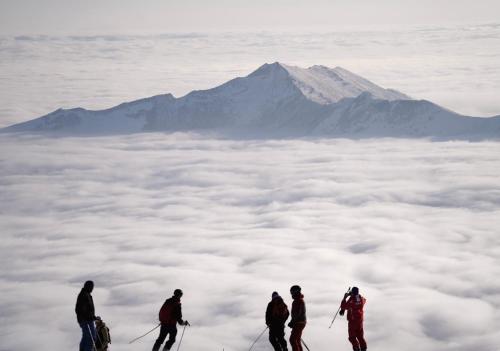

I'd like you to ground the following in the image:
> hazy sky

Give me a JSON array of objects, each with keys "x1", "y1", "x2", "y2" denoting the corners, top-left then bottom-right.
[{"x1": 1, "y1": 0, "x2": 499, "y2": 35}]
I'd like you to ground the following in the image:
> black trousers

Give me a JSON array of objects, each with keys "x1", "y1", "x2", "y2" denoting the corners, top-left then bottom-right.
[
  {"x1": 269, "y1": 324, "x2": 288, "y2": 351},
  {"x1": 152, "y1": 324, "x2": 178, "y2": 351}
]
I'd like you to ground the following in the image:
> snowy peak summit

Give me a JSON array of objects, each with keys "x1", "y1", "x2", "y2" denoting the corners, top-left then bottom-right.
[{"x1": 275, "y1": 63, "x2": 410, "y2": 104}]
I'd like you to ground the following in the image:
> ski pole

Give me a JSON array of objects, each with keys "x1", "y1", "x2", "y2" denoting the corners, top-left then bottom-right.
[
  {"x1": 176, "y1": 324, "x2": 188, "y2": 351},
  {"x1": 328, "y1": 287, "x2": 351, "y2": 329},
  {"x1": 87, "y1": 323, "x2": 97, "y2": 351},
  {"x1": 128, "y1": 323, "x2": 161, "y2": 344},
  {"x1": 248, "y1": 326, "x2": 268, "y2": 351},
  {"x1": 301, "y1": 339, "x2": 311, "y2": 351}
]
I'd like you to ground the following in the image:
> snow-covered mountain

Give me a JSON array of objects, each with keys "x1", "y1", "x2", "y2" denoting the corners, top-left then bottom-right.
[{"x1": 3, "y1": 62, "x2": 500, "y2": 139}]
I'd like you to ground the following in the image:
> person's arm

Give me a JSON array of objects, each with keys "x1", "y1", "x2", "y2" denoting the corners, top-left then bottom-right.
[
  {"x1": 288, "y1": 300, "x2": 297, "y2": 327},
  {"x1": 284, "y1": 303, "x2": 290, "y2": 322},
  {"x1": 176, "y1": 303, "x2": 190, "y2": 326},
  {"x1": 89, "y1": 295, "x2": 96, "y2": 320},
  {"x1": 107, "y1": 326, "x2": 111, "y2": 344},
  {"x1": 176, "y1": 303, "x2": 184, "y2": 325},
  {"x1": 75, "y1": 293, "x2": 83, "y2": 319},
  {"x1": 265, "y1": 302, "x2": 272, "y2": 326},
  {"x1": 301, "y1": 300, "x2": 306, "y2": 321},
  {"x1": 339, "y1": 295, "x2": 350, "y2": 316}
]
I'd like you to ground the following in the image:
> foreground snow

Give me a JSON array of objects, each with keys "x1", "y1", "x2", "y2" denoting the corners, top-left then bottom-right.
[{"x1": 0, "y1": 133, "x2": 499, "y2": 351}]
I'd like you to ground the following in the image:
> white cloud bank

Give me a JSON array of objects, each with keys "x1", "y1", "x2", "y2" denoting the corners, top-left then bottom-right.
[
  {"x1": 1, "y1": 133, "x2": 499, "y2": 351},
  {"x1": 1, "y1": 23, "x2": 500, "y2": 128}
]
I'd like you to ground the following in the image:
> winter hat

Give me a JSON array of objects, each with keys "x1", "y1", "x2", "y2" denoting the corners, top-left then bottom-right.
[{"x1": 272, "y1": 291, "x2": 279, "y2": 299}]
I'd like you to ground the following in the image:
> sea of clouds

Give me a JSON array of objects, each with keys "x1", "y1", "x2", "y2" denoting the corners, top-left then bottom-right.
[
  {"x1": 1, "y1": 133, "x2": 499, "y2": 351},
  {"x1": 1, "y1": 22, "x2": 500, "y2": 129},
  {"x1": 1, "y1": 20, "x2": 500, "y2": 351}
]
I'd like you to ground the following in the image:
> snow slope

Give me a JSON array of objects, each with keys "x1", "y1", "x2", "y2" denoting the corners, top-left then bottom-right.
[
  {"x1": 283, "y1": 64, "x2": 410, "y2": 104},
  {"x1": 3, "y1": 62, "x2": 500, "y2": 139}
]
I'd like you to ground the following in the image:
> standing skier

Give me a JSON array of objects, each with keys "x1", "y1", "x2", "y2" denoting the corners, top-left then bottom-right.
[
  {"x1": 288, "y1": 285, "x2": 306, "y2": 351},
  {"x1": 339, "y1": 287, "x2": 367, "y2": 351},
  {"x1": 152, "y1": 289, "x2": 190, "y2": 351},
  {"x1": 266, "y1": 291, "x2": 290, "y2": 351},
  {"x1": 75, "y1": 280, "x2": 97, "y2": 351}
]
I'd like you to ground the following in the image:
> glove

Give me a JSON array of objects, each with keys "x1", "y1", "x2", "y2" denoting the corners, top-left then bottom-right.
[
  {"x1": 339, "y1": 310, "x2": 345, "y2": 316},
  {"x1": 344, "y1": 293, "x2": 350, "y2": 299},
  {"x1": 287, "y1": 322, "x2": 293, "y2": 328},
  {"x1": 184, "y1": 320, "x2": 190, "y2": 326}
]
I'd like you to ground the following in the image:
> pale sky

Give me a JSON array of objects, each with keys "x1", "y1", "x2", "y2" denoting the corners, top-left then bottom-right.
[{"x1": 1, "y1": 0, "x2": 499, "y2": 35}]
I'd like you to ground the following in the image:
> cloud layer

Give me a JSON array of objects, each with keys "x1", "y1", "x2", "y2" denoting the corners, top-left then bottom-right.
[
  {"x1": 1, "y1": 23, "x2": 500, "y2": 128},
  {"x1": 1, "y1": 133, "x2": 499, "y2": 351}
]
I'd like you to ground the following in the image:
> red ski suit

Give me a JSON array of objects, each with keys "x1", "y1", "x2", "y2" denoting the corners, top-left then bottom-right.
[{"x1": 340, "y1": 295, "x2": 367, "y2": 351}]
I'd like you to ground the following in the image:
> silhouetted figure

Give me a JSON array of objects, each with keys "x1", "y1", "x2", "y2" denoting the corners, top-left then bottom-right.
[
  {"x1": 266, "y1": 291, "x2": 289, "y2": 351},
  {"x1": 340, "y1": 287, "x2": 367, "y2": 351},
  {"x1": 75, "y1": 280, "x2": 97, "y2": 351},
  {"x1": 152, "y1": 289, "x2": 190, "y2": 351},
  {"x1": 288, "y1": 285, "x2": 306, "y2": 351}
]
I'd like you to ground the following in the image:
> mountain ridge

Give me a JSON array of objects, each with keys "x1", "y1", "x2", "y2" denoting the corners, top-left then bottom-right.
[{"x1": 3, "y1": 62, "x2": 500, "y2": 139}]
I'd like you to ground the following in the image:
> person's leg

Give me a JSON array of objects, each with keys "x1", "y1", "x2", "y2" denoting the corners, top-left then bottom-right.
[
  {"x1": 164, "y1": 325, "x2": 178, "y2": 350},
  {"x1": 357, "y1": 326, "x2": 367, "y2": 350},
  {"x1": 289, "y1": 328, "x2": 299, "y2": 351},
  {"x1": 348, "y1": 323, "x2": 360, "y2": 351},
  {"x1": 79, "y1": 323, "x2": 86, "y2": 351},
  {"x1": 269, "y1": 327, "x2": 281, "y2": 351},
  {"x1": 80, "y1": 322, "x2": 97, "y2": 351},
  {"x1": 289, "y1": 325, "x2": 304, "y2": 351},
  {"x1": 152, "y1": 325, "x2": 168, "y2": 351},
  {"x1": 80, "y1": 325, "x2": 85, "y2": 351},
  {"x1": 277, "y1": 325, "x2": 288, "y2": 351}
]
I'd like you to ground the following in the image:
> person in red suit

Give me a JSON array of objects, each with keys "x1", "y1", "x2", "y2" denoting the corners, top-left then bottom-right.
[
  {"x1": 340, "y1": 287, "x2": 367, "y2": 351},
  {"x1": 288, "y1": 285, "x2": 306, "y2": 351}
]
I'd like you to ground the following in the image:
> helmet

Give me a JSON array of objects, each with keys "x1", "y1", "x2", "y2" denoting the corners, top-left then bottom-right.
[
  {"x1": 290, "y1": 285, "x2": 301, "y2": 294},
  {"x1": 351, "y1": 287, "x2": 359, "y2": 295},
  {"x1": 174, "y1": 289, "x2": 183, "y2": 298}
]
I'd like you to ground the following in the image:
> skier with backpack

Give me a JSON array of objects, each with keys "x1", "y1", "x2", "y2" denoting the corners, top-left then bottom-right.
[
  {"x1": 152, "y1": 289, "x2": 190, "y2": 351},
  {"x1": 75, "y1": 280, "x2": 98, "y2": 351},
  {"x1": 266, "y1": 291, "x2": 290, "y2": 351},
  {"x1": 95, "y1": 316, "x2": 111, "y2": 351},
  {"x1": 288, "y1": 285, "x2": 306, "y2": 351},
  {"x1": 339, "y1": 287, "x2": 367, "y2": 351}
]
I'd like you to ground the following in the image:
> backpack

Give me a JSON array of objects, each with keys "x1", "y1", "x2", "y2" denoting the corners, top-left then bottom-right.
[
  {"x1": 159, "y1": 299, "x2": 179, "y2": 325},
  {"x1": 95, "y1": 321, "x2": 111, "y2": 351},
  {"x1": 271, "y1": 299, "x2": 289, "y2": 322}
]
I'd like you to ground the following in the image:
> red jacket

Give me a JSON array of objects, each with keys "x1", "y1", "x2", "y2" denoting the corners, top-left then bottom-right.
[
  {"x1": 340, "y1": 295, "x2": 366, "y2": 323},
  {"x1": 159, "y1": 296, "x2": 184, "y2": 326},
  {"x1": 290, "y1": 294, "x2": 306, "y2": 326}
]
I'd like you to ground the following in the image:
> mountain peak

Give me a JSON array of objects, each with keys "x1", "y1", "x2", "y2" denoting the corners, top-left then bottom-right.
[
  {"x1": 248, "y1": 62, "x2": 289, "y2": 77},
  {"x1": 5, "y1": 62, "x2": 498, "y2": 140}
]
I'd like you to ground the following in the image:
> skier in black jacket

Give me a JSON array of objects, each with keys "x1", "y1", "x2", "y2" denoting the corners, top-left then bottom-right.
[
  {"x1": 75, "y1": 280, "x2": 97, "y2": 351},
  {"x1": 266, "y1": 291, "x2": 289, "y2": 351}
]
